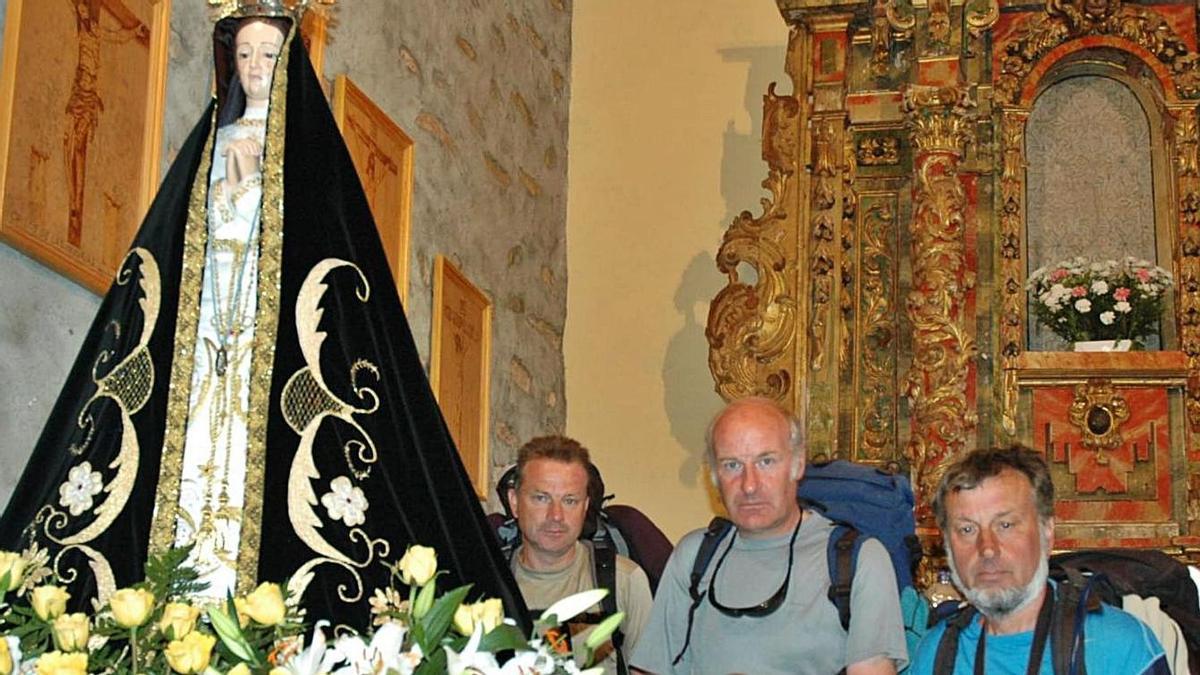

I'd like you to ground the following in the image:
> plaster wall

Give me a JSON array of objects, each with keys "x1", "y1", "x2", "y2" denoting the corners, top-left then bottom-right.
[
  {"x1": 565, "y1": 1, "x2": 788, "y2": 540},
  {"x1": 0, "y1": 0, "x2": 571, "y2": 513}
]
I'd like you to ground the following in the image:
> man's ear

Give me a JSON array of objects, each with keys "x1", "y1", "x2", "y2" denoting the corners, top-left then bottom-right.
[
  {"x1": 790, "y1": 452, "x2": 806, "y2": 481},
  {"x1": 506, "y1": 488, "x2": 519, "y2": 520},
  {"x1": 1042, "y1": 516, "x2": 1055, "y2": 550}
]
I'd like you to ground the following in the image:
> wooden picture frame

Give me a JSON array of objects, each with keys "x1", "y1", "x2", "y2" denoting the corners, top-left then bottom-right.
[
  {"x1": 0, "y1": 0, "x2": 170, "y2": 294},
  {"x1": 331, "y1": 75, "x2": 413, "y2": 303},
  {"x1": 430, "y1": 256, "x2": 492, "y2": 499},
  {"x1": 299, "y1": 9, "x2": 328, "y2": 82}
]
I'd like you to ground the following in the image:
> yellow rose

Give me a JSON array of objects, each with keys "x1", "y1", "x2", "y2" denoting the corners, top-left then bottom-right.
[
  {"x1": 398, "y1": 545, "x2": 438, "y2": 587},
  {"x1": 51, "y1": 613, "x2": 89, "y2": 651},
  {"x1": 473, "y1": 598, "x2": 504, "y2": 634},
  {"x1": 0, "y1": 553, "x2": 26, "y2": 595},
  {"x1": 164, "y1": 631, "x2": 216, "y2": 674},
  {"x1": 453, "y1": 602, "x2": 475, "y2": 635},
  {"x1": 34, "y1": 651, "x2": 87, "y2": 675},
  {"x1": 0, "y1": 637, "x2": 12, "y2": 675},
  {"x1": 268, "y1": 670, "x2": 290, "y2": 675},
  {"x1": 235, "y1": 582, "x2": 285, "y2": 626},
  {"x1": 227, "y1": 665, "x2": 251, "y2": 675},
  {"x1": 159, "y1": 602, "x2": 200, "y2": 639},
  {"x1": 109, "y1": 587, "x2": 156, "y2": 628},
  {"x1": 31, "y1": 586, "x2": 70, "y2": 621}
]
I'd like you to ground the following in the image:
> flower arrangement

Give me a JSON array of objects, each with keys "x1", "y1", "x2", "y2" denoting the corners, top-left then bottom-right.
[
  {"x1": 0, "y1": 544, "x2": 620, "y2": 674},
  {"x1": 1026, "y1": 256, "x2": 1173, "y2": 347}
]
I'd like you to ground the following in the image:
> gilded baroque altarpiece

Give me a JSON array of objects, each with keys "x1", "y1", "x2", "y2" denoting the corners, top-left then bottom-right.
[{"x1": 708, "y1": 0, "x2": 1200, "y2": 569}]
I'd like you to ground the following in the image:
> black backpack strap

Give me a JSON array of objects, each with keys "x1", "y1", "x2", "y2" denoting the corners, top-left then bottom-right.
[
  {"x1": 1050, "y1": 570, "x2": 1101, "y2": 675},
  {"x1": 670, "y1": 517, "x2": 733, "y2": 666},
  {"x1": 932, "y1": 604, "x2": 978, "y2": 675},
  {"x1": 592, "y1": 527, "x2": 628, "y2": 675},
  {"x1": 826, "y1": 524, "x2": 860, "y2": 631}
]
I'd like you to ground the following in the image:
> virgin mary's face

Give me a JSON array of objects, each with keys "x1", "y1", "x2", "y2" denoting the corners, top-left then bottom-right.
[{"x1": 235, "y1": 21, "x2": 285, "y2": 107}]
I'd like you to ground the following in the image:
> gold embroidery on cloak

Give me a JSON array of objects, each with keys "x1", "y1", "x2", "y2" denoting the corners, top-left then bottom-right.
[
  {"x1": 281, "y1": 259, "x2": 387, "y2": 605},
  {"x1": 37, "y1": 248, "x2": 162, "y2": 604}
]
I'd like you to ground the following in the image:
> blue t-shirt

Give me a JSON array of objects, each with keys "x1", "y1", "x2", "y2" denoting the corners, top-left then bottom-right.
[{"x1": 909, "y1": 595, "x2": 1169, "y2": 675}]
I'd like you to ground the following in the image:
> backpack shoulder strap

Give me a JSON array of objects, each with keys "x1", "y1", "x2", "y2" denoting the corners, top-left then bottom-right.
[
  {"x1": 591, "y1": 527, "x2": 627, "y2": 675},
  {"x1": 933, "y1": 604, "x2": 978, "y2": 675},
  {"x1": 826, "y1": 523, "x2": 861, "y2": 631},
  {"x1": 689, "y1": 517, "x2": 733, "y2": 600},
  {"x1": 1050, "y1": 570, "x2": 1101, "y2": 675},
  {"x1": 671, "y1": 517, "x2": 733, "y2": 667}
]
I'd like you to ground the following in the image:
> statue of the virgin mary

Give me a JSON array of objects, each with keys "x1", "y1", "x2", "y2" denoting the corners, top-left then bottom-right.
[{"x1": 0, "y1": 0, "x2": 525, "y2": 630}]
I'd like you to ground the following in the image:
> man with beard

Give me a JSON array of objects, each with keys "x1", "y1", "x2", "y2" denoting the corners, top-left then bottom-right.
[{"x1": 910, "y1": 446, "x2": 1169, "y2": 674}]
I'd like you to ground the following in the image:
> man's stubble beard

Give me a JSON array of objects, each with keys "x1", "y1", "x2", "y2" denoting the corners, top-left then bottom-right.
[{"x1": 947, "y1": 532, "x2": 1049, "y2": 620}]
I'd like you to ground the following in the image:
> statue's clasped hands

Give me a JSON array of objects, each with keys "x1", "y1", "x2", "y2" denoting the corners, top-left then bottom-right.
[{"x1": 224, "y1": 138, "x2": 263, "y2": 190}]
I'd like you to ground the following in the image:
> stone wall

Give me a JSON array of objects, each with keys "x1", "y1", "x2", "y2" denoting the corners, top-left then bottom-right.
[{"x1": 0, "y1": 0, "x2": 571, "y2": 512}]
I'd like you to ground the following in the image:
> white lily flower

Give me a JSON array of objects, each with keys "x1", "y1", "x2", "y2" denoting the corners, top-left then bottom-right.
[
  {"x1": 539, "y1": 589, "x2": 608, "y2": 625},
  {"x1": 445, "y1": 623, "x2": 501, "y2": 675},
  {"x1": 327, "y1": 622, "x2": 412, "y2": 675},
  {"x1": 278, "y1": 620, "x2": 329, "y2": 675}
]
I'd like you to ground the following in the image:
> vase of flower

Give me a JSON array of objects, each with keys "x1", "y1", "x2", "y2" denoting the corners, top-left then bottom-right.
[{"x1": 1027, "y1": 256, "x2": 1173, "y2": 350}]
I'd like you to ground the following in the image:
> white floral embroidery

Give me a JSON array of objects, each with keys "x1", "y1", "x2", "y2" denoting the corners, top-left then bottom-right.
[
  {"x1": 321, "y1": 476, "x2": 369, "y2": 527},
  {"x1": 58, "y1": 462, "x2": 104, "y2": 516}
]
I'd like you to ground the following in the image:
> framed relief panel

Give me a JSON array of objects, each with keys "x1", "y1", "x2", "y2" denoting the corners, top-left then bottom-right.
[
  {"x1": 299, "y1": 9, "x2": 328, "y2": 82},
  {"x1": 430, "y1": 256, "x2": 492, "y2": 499},
  {"x1": 0, "y1": 0, "x2": 170, "y2": 294},
  {"x1": 331, "y1": 74, "x2": 413, "y2": 303}
]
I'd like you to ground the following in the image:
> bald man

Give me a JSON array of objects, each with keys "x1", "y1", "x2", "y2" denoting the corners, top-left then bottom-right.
[{"x1": 631, "y1": 397, "x2": 907, "y2": 675}]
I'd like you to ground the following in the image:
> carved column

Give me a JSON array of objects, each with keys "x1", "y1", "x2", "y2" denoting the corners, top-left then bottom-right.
[
  {"x1": 998, "y1": 109, "x2": 1029, "y2": 437},
  {"x1": 903, "y1": 85, "x2": 979, "y2": 525},
  {"x1": 1169, "y1": 104, "x2": 1200, "y2": 534}
]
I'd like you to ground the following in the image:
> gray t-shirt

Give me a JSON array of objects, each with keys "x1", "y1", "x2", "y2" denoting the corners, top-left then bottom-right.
[
  {"x1": 631, "y1": 511, "x2": 908, "y2": 674},
  {"x1": 512, "y1": 541, "x2": 654, "y2": 675}
]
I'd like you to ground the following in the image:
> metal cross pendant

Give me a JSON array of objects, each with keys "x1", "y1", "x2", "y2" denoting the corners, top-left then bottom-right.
[{"x1": 215, "y1": 345, "x2": 228, "y2": 377}]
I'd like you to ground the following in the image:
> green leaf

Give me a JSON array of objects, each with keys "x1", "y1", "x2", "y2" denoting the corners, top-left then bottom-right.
[
  {"x1": 416, "y1": 584, "x2": 471, "y2": 654},
  {"x1": 415, "y1": 645, "x2": 448, "y2": 675},
  {"x1": 206, "y1": 606, "x2": 260, "y2": 667},
  {"x1": 476, "y1": 623, "x2": 529, "y2": 652}
]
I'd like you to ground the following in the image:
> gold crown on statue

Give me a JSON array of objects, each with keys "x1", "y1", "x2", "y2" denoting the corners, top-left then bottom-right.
[{"x1": 208, "y1": 0, "x2": 335, "y2": 21}]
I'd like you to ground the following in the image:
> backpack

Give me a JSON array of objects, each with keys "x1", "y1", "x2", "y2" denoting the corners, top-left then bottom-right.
[
  {"x1": 1049, "y1": 549, "x2": 1200, "y2": 674},
  {"x1": 673, "y1": 459, "x2": 921, "y2": 667}
]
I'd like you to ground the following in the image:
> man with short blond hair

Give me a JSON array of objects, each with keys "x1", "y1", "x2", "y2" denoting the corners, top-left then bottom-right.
[
  {"x1": 909, "y1": 445, "x2": 1168, "y2": 674},
  {"x1": 508, "y1": 435, "x2": 652, "y2": 675},
  {"x1": 632, "y1": 397, "x2": 907, "y2": 674}
]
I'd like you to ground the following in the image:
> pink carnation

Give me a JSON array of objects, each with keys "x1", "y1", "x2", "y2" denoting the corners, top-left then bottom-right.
[
  {"x1": 1137, "y1": 269, "x2": 1152, "y2": 282},
  {"x1": 1050, "y1": 269, "x2": 1069, "y2": 282},
  {"x1": 1071, "y1": 286, "x2": 1087, "y2": 297},
  {"x1": 1113, "y1": 287, "x2": 1131, "y2": 301}
]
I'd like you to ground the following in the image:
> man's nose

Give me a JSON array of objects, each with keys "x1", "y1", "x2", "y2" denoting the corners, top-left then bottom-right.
[
  {"x1": 740, "y1": 466, "x2": 760, "y2": 494},
  {"x1": 977, "y1": 528, "x2": 998, "y2": 558},
  {"x1": 547, "y1": 501, "x2": 565, "y2": 521}
]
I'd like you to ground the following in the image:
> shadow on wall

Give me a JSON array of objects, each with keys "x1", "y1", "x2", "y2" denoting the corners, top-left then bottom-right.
[{"x1": 660, "y1": 43, "x2": 787, "y2": 508}]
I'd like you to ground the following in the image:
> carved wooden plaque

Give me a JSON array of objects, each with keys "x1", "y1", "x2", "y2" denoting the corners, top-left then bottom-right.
[
  {"x1": 331, "y1": 75, "x2": 413, "y2": 303},
  {"x1": 0, "y1": 0, "x2": 169, "y2": 294},
  {"x1": 430, "y1": 256, "x2": 492, "y2": 499}
]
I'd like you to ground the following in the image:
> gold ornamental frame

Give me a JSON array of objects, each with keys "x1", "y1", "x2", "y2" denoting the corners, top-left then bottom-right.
[
  {"x1": 0, "y1": 0, "x2": 170, "y2": 294},
  {"x1": 331, "y1": 74, "x2": 413, "y2": 303},
  {"x1": 430, "y1": 256, "x2": 492, "y2": 499}
]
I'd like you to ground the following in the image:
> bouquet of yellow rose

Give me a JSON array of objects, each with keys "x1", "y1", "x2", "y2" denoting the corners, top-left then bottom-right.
[
  {"x1": 0, "y1": 544, "x2": 620, "y2": 674},
  {"x1": 0, "y1": 545, "x2": 306, "y2": 675}
]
